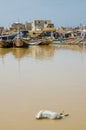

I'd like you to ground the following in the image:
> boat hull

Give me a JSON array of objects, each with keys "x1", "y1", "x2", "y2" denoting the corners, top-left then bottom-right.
[
  {"x1": 0, "y1": 39, "x2": 13, "y2": 48},
  {"x1": 13, "y1": 37, "x2": 29, "y2": 48},
  {"x1": 39, "y1": 39, "x2": 52, "y2": 45}
]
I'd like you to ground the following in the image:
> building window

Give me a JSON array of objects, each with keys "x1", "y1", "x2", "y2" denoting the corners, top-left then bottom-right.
[{"x1": 45, "y1": 21, "x2": 47, "y2": 24}]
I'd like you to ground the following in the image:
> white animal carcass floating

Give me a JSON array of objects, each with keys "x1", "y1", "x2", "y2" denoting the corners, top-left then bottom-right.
[{"x1": 36, "y1": 110, "x2": 69, "y2": 119}]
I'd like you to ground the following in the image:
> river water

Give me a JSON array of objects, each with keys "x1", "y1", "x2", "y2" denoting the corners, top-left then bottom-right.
[{"x1": 0, "y1": 45, "x2": 86, "y2": 130}]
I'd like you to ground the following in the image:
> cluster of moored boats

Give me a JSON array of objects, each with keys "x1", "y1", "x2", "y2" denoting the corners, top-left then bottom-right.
[
  {"x1": 0, "y1": 31, "x2": 53, "y2": 48},
  {"x1": 0, "y1": 30, "x2": 86, "y2": 48}
]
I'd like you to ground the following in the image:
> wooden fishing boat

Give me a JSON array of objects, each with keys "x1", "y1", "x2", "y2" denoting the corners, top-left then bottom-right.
[
  {"x1": 0, "y1": 39, "x2": 13, "y2": 48},
  {"x1": 13, "y1": 36, "x2": 29, "y2": 48},
  {"x1": 21, "y1": 37, "x2": 43, "y2": 45},
  {"x1": 52, "y1": 38, "x2": 81, "y2": 45},
  {"x1": 28, "y1": 40, "x2": 42, "y2": 45},
  {"x1": 64, "y1": 38, "x2": 81, "y2": 45},
  {"x1": 0, "y1": 33, "x2": 19, "y2": 48},
  {"x1": 39, "y1": 38, "x2": 53, "y2": 45},
  {"x1": 52, "y1": 39, "x2": 64, "y2": 44}
]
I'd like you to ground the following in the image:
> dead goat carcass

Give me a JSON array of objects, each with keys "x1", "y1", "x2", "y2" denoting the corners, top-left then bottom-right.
[{"x1": 36, "y1": 110, "x2": 69, "y2": 119}]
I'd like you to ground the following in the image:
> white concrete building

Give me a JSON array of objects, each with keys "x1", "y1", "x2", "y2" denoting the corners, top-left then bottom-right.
[{"x1": 32, "y1": 20, "x2": 54, "y2": 31}]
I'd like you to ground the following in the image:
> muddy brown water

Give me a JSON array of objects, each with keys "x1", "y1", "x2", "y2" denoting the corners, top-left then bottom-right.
[{"x1": 0, "y1": 45, "x2": 86, "y2": 130}]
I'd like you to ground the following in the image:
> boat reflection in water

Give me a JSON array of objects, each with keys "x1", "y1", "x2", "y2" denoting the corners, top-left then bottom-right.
[
  {"x1": 12, "y1": 48, "x2": 29, "y2": 59},
  {"x1": 12, "y1": 45, "x2": 55, "y2": 60},
  {"x1": 0, "y1": 45, "x2": 86, "y2": 61},
  {"x1": 28, "y1": 45, "x2": 55, "y2": 60},
  {"x1": 0, "y1": 48, "x2": 12, "y2": 57},
  {"x1": 50, "y1": 44, "x2": 86, "y2": 52}
]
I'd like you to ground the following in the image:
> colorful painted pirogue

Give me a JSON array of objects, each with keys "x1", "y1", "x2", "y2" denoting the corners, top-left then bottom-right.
[
  {"x1": 0, "y1": 35, "x2": 13, "y2": 48},
  {"x1": 13, "y1": 35, "x2": 29, "y2": 48}
]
